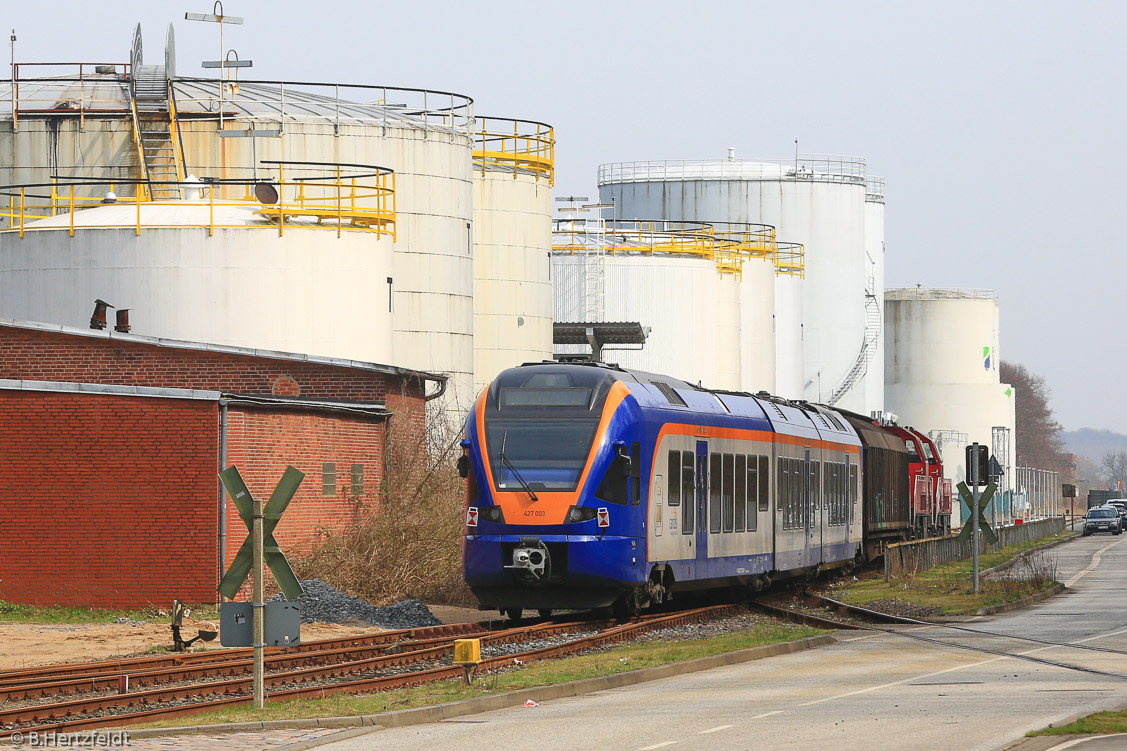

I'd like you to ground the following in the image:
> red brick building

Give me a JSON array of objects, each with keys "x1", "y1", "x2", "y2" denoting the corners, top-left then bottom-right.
[{"x1": 0, "y1": 319, "x2": 443, "y2": 608}]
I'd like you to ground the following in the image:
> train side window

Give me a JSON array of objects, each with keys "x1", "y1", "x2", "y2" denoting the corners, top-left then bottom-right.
[
  {"x1": 682, "y1": 453, "x2": 695, "y2": 534},
  {"x1": 630, "y1": 442, "x2": 641, "y2": 506},
  {"x1": 667, "y1": 451, "x2": 681, "y2": 506},
  {"x1": 758, "y1": 455, "x2": 769, "y2": 512},
  {"x1": 595, "y1": 457, "x2": 628, "y2": 506},
  {"x1": 722, "y1": 453, "x2": 735, "y2": 533},
  {"x1": 734, "y1": 454, "x2": 747, "y2": 532},
  {"x1": 709, "y1": 453, "x2": 723, "y2": 534},
  {"x1": 746, "y1": 455, "x2": 758, "y2": 531}
]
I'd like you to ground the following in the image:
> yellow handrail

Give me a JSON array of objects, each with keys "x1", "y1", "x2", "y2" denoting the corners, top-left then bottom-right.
[
  {"x1": 128, "y1": 97, "x2": 152, "y2": 202},
  {"x1": 0, "y1": 164, "x2": 397, "y2": 240},
  {"x1": 473, "y1": 117, "x2": 555, "y2": 186}
]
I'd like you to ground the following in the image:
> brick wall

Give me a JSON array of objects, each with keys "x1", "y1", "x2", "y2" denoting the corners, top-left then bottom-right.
[
  {"x1": 0, "y1": 391, "x2": 219, "y2": 608},
  {"x1": 222, "y1": 407, "x2": 385, "y2": 573}
]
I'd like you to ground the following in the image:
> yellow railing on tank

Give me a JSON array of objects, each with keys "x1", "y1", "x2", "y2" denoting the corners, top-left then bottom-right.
[
  {"x1": 473, "y1": 117, "x2": 555, "y2": 185},
  {"x1": 0, "y1": 161, "x2": 396, "y2": 241},
  {"x1": 552, "y1": 219, "x2": 782, "y2": 280},
  {"x1": 774, "y1": 242, "x2": 806, "y2": 278}
]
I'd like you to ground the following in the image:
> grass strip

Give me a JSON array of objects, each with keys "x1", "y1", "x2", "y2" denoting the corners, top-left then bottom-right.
[
  {"x1": 1027, "y1": 710, "x2": 1127, "y2": 736},
  {"x1": 136, "y1": 621, "x2": 824, "y2": 728},
  {"x1": 0, "y1": 601, "x2": 219, "y2": 625},
  {"x1": 830, "y1": 531, "x2": 1075, "y2": 615}
]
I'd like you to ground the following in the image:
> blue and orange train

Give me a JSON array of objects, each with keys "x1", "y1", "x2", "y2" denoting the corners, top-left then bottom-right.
[{"x1": 460, "y1": 361, "x2": 914, "y2": 618}]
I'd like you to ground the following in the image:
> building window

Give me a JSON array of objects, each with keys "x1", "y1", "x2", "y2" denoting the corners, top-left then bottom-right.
[
  {"x1": 323, "y1": 462, "x2": 337, "y2": 496},
  {"x1": 351, "y1": 463, "x2": 364, "y2": 496}
]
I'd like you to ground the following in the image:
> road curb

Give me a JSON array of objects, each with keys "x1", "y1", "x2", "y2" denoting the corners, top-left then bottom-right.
[
  {"x1": 977, "y1": 582, "x2": 1065, "y2": 615},
  {"x1": 123, "y1": 634, "x2": 834, "y2": 741}
]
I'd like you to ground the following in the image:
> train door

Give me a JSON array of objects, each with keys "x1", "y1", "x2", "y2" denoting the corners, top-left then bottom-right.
[
  {"x1": 695, "y1": 440, "x2": 709, "y2": 575},
  {"x1": 805, "y1": 448, "x2": 819, "y2": 566}
]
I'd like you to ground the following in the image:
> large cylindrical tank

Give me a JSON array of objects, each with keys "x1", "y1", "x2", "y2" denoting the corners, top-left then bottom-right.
[
  {"x1": 773, "y1": 243, "x2": 805, "y2": 399},
  {"x1": 863, "y1": 177, "x2": 886, "y2": 413},
  {"x1": 738, "y1": 254, "x2": 777, "y2": 394},
  {"x1": 598, "y1": 155, "x2": 873, "y2": 412},
  {"x1": 171, "y1": 79, "x2": 476, "y2": 404},
  {"x1": 0, "y1": 43, "x2": 478, "y2": 404},
  {"x1": 551, "y1": 220, "x2": 741, "y2": 390},
  {"x1": 0, "y1": 203, "x2": 394, "y2": 360},
  {"x1": 471, "y1": 118, "x2": 554, "y2": 394},
  {"x1": 884, "y1": 288, "x2": 1016, "y2": 524}
]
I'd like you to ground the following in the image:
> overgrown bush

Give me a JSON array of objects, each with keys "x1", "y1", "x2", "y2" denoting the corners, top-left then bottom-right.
[{"x1": 292, "y1": 406, "x2": 472, "y2": 607}]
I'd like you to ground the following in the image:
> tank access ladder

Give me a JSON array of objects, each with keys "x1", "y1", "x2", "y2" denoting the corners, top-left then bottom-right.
[
  {"x1": 128, "y1": 26, "x2": 183, "y2": 200},
  {"x1": 826, "y1": 276, "x2": 882, "y2": 406}
]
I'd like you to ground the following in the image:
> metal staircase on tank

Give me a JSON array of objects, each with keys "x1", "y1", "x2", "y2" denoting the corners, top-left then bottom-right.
[
  {"x1": 826, "y1": 275, "x2": 882, "y2": 406},
  {"x1": 130, "y1": 64, "x2": 182, "y2": 200}
]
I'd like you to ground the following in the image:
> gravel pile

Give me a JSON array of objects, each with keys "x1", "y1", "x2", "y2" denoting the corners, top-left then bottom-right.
[
  {"x1": 269, "y1": 579, "x2": 441, "y2": 628},
  {"x1": 859, "y1": 598, "x2": 941, "y2": 619}
]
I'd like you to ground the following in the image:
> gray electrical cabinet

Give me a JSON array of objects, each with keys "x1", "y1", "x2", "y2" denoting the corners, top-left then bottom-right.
[{"x1": 219, "y1": 601, "x2": 301, "y2": 647}]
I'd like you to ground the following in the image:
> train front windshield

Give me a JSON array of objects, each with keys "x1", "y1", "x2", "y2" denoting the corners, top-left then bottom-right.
[
  {"x1": 481, "y1": 370, "x2": 614, "y2": 494},
  {"x1": 485, "y1": 418, "x2": 598, "y2": 492}
]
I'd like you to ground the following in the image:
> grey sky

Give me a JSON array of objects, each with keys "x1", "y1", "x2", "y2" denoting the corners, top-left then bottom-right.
[{"x1": 6, "y1": 1, "x2": 1123, "y2": 430}]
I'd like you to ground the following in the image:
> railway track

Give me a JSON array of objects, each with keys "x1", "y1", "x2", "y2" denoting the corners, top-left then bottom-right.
[
  {"x1": 0, "y1": 605, "x2": 742, "y2": 737},
  {"x1": 753, "y1": 590, "x2": 922, "y2": 631}
]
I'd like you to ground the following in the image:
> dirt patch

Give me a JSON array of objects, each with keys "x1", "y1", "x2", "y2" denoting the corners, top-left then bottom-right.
[{"x1": 0, "y1": 618, "x2": 388, "y2": 671}]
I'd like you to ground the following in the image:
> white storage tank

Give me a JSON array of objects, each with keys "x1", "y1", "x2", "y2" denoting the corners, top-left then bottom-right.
[
  {"x1": 0, "y1": 24, "x2": 476, "y2": 403},
  {"x1": 471, "y1": 117, "x2": 554, "y2": 394},
  {"x1": 774, "y1": 242, "x2": 806, "y2": 400},
  {"x1": 884, "y1": 287, "x2": 1017, "y2": 524},
  {"x1": 864, "y1": 177, "x2": 887, "y2": 413},
  {"x1": 598, "y1": 154, "x2": 876, "y2": 413},
  {"x1": 0, "y1": 198, "x2": 395, "y2": 361},
  {"x1": 551, "y1": 220, "x2": 742, "y2": 390}
]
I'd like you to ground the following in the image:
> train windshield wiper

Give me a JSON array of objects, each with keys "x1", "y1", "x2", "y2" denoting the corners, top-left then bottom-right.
[{"x1": 499, "y1": 431, "x2": 538, "y2": 502}]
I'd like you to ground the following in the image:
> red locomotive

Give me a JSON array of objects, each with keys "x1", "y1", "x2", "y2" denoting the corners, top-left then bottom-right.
[{"x1": 874, "y1": 416, "x2": 951, "y2": 537}]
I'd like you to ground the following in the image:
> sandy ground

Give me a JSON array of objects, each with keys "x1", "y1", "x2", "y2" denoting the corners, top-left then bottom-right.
[
  {"x1": 0, "y1": 605, "x2": 490, "y2": 672},
  {"x1": 0, "y1": 618, "x2": 388, "y2": 671}
]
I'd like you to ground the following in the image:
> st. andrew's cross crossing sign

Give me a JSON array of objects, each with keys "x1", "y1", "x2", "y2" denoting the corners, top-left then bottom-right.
[
  {"x1": 956, "y1": 480, "x2": 998, "y2": 545},
  {"x1": 217, "y1": 465, "x2": 305, "y2": 601}
]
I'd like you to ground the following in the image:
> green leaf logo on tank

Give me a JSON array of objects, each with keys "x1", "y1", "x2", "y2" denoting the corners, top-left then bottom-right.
[{"x1": 983, "y1": 346, "x2": 992, "y2": 371}]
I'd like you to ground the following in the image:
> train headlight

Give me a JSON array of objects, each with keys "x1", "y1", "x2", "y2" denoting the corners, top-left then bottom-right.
[
  {"x1": 479, "y1": 505, "x2": 505, "y2": 523},
  {"x1": 565, "y1": 505, "x2": 597, "y2": 524}
]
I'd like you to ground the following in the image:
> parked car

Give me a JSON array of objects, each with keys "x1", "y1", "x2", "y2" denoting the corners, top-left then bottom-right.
[{"x1": 1083, "y1": 506, "x2": 1122, "y2": 536}]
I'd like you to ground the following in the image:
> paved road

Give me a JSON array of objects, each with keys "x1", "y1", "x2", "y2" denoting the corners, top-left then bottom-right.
[{"x1": 310, "y1": 535, "x2": 1127, "y2": 751}]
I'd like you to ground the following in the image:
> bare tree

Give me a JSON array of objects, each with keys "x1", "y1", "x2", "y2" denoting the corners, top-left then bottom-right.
[
  {"x1": 1102, "y1": 451, "x2": 1127, "y2": 491},
  {"x1": 999, "y1": 361, "x2": 1068, "y2": 472}
]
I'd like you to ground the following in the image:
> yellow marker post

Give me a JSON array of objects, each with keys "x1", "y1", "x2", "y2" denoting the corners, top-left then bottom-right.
[{"x1": 453, "y1": 638, "x2": 482, "y2": 684}]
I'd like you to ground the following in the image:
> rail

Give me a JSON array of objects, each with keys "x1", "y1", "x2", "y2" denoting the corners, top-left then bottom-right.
[
  {"x1": 598, "y1": 154, "x2": 867, "y2": 186},
  {"x1": 0, "y1": 160, "x2": 396, "y2": 240},
  {"x1": 1, "y1": 67, "x2": 474, "y2": 135},
  {"x1": 171, "y1": 78, "x2": 474, "y2": 134},
  {"x1": 866, "y1": 176, "x2": 886, "y2": 203},
  {"x1": 883, "y1": 516, "x2": 1065, "y2": 579},
  {"x1": 773, "y1": 241, "x2": 805, "y2": 278},
  {"x1": 474, "y1": 116, "x2": 555, "y2": 185},
  {"x1": 885, "y1": 287, "x2": 997, "y2": 301},
  {"x1": 552, "y1": 218, "x2": 799, "y2": 280},
  {"x1": 4, "y1": 64, "x2": 133, "y2": 127}
]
